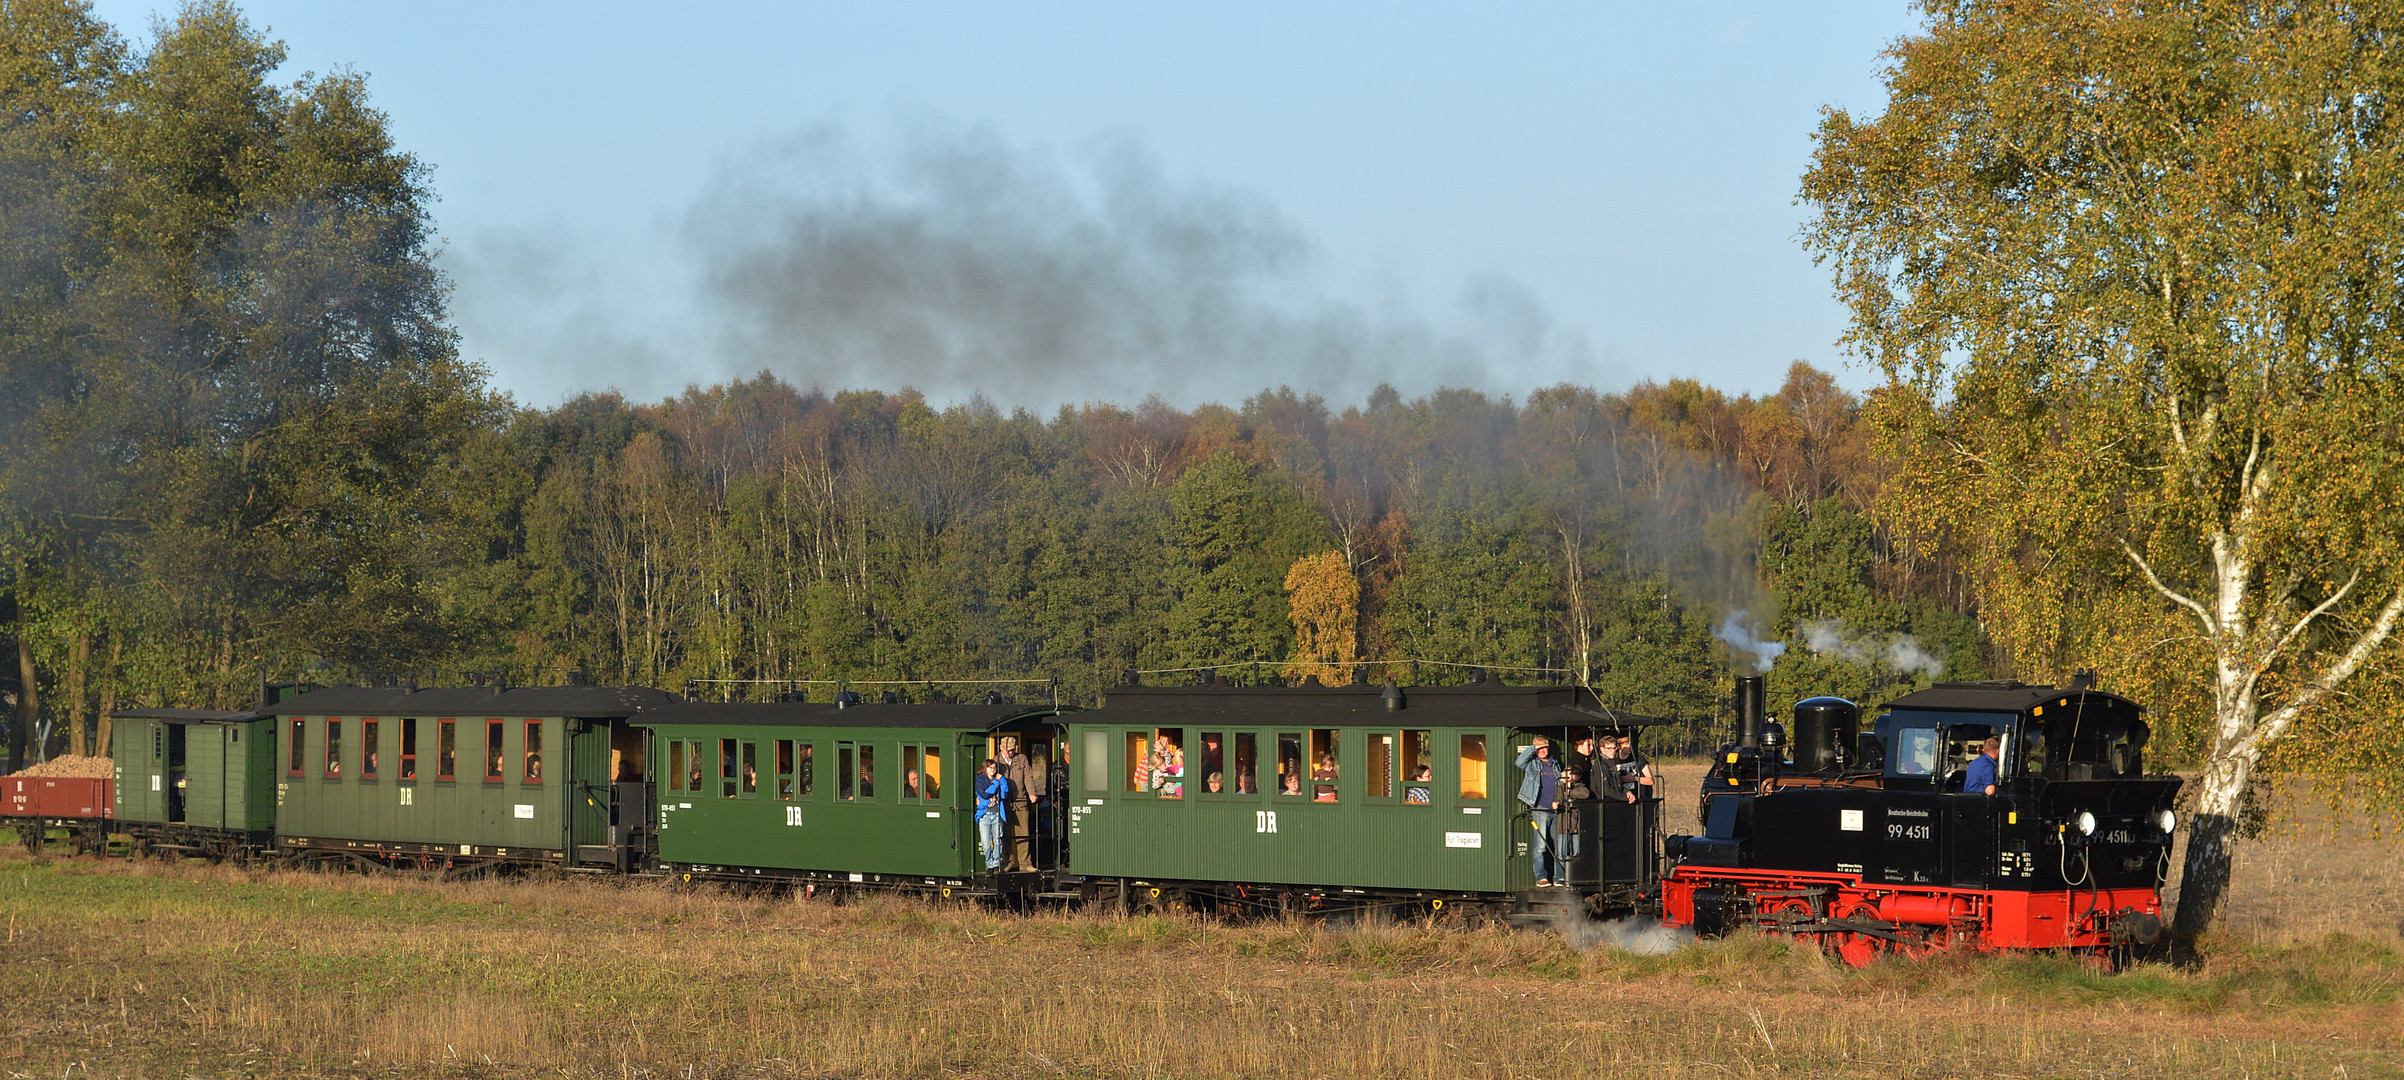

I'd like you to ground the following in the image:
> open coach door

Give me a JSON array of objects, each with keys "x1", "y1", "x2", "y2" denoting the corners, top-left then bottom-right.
[
  {"x1": 569, "y1": 717, "x2": 649, "y2": 872},
  {"x1": 979, "y1": 709, "x2": 1071, "y2": 873}
]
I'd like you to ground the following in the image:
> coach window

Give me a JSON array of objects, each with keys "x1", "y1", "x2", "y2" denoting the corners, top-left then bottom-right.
[
  {"x1": 1367, "y1": 732, "x2": 1394, "y2": 799},
  {"x1": 1231, "y1": 733, "x2": 1259, "y2": 796},
  {"x1": 399, "y1": 719, "x2": 418, "y2": 780},
  {"x1": 776, "y1": 740, "x2": 796, "y2": 800},
  {"x1": 524, "y1": 720, "x2": 544, "y2": 783},
  {"x1": 1402, "y1": 730, "x2": 1432, "y2": 804},
  {"x1": 1309, "y1": 729, "x2": 1338, "y2": 801},
  {"x1": 669, "y1": 740, "x2": 687, "y2": 793},
  {"x1": 920, "y1": 746, "x2": 942, "y2": 800},
  {"x1": 1196, "y1": 732, "x2": 1226, "y2": 796},
  {"x1": 1275, "y1": 733, "x2": 1303, "y2": 797},
  {"x1": 798, "y1": 743, "x2": 815, "y2": 797},
  {"x1": 483, "y1": 721, "x2": 506, "y2": 781},
  {"x1": 1458, "y1": 734, "x2": 1488, "y2": 799},
  {"x1": 362, "y1": 719, "x2": 380, "y2": 780},
  {"x1": 1151, "y1": 727, "x2": 1185, "y2": 798},
  {"x1": 720, "y1": 738, "x2": 739, "y2": 798},
  {"x1": 288, "y1": 719, "x2": 306, "y2": 777},
  {"x1": 740, "y1": 741, "x2": 759, "y2": 797},
  {"x1": 1122, "y1": 731, "x2": 1150, "y2": 793},
  {"x1": 838, "y1": 742, "x2": 856, "y2": 800},
  {"x1": 437, "y1": 720, "x2": 457, "y2": 780},
  {"x1": 325, "y1": 719, "x2": 343, "y2": 779},
  {"x1": 902, "y1": 746, "x2": 923, "y2": 798},
  {"x1": 1078, "y1": 730, "x2": 1106, "y2": 798},
  {"x1": 858, "y1": 745, "x2": 876, "y2": 799}
]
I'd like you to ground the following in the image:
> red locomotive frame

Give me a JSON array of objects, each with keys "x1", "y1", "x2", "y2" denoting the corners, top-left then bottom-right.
[{"x1": 1659, "y1": 865, "x2": 2165, "y2": 966}]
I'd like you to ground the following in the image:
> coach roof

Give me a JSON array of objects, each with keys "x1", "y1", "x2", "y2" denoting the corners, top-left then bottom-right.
[
  {"x1": 1092, "y1": 684, "x2": 1668, "y2": 727},
  {"x1": 258, "y1": 685, "x2": 684, "y2": 718},
  {"x1": 108, "y1": 707, "x2": 261, "y2": 724},
  {"x1": 632, "y1": 701, "x2": 1068, "y2": 730}
]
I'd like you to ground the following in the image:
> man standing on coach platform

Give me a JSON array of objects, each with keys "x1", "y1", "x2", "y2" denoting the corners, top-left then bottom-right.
[{"x1": 999, "y1": 734, "x2": 1036, "y2": 872}]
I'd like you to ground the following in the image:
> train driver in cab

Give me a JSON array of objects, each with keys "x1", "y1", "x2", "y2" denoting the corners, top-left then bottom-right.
[{"x1": 1963, "y1": 735, "x2": 2000, "y2": 796}]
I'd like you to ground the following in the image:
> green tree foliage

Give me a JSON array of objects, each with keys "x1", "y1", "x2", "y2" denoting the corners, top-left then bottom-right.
[
  {"x1": 0, "y1": 1, "x2": 492, "y2": 767},
  {"x1": 0, "y1": 1, "x2": 1993, "y2": 776},
  {"x1": 1803, "y1": 0, "x2": 2404, "y2": 937}
]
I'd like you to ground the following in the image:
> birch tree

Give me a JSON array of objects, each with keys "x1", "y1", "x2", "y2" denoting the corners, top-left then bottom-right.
[{"x1": 1803, "y1": 0, "x2": 2404, "y2": 938}]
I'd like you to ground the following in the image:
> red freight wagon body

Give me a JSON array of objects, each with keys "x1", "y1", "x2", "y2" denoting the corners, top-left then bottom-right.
[
  {"x1": 1, "y1": 777, "x2": 32, "y2": 816},
  {"x1": 34, "y1": 778, "x2": 112, "y2": 819}
]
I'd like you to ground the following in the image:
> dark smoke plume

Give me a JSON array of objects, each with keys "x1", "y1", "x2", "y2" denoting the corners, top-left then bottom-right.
[{"x1": 454, "y1": 121, "x2": 1615, "y2": 409}]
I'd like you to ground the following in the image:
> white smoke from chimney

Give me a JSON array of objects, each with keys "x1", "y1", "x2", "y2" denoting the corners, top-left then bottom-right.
[
  {"x1": 1797, "y1": 618, "x2": 1945, "y2": 677},
  {"x1": 1715, "y1": 611, "x2": 1787, "y2": 674}
]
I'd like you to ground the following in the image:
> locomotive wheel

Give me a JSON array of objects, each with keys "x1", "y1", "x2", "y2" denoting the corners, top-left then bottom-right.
[
  {"x1": 1828, "y1": 898, "x2": 1882, "y2": 969},
  {"x1": 1761, "y1": 897, "x2": 1820, "y2": 946}
]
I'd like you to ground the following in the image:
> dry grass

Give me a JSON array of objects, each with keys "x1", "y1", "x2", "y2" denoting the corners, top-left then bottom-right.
[{"x1": 0, "y1": 773, "x2": 2396, "y2": 1079}]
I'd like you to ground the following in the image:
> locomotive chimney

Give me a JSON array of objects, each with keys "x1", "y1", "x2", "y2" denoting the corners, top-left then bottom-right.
[{"x1": 1735, "y1": 675, "x2": 1766, "y2": 749}]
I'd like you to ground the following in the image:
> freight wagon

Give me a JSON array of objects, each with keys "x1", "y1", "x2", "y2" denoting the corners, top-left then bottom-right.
[{"x1": 1, "y1": 774, "x2": 113, "y2": 855}]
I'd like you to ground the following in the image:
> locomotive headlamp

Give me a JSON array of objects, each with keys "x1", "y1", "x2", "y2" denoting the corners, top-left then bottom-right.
[
  {"x1": 2155, "y1": 809, "x2": 2177, "y2": 834},
  {"x1": 2074, "y1": 811, "x2": 2098, "y2": 837}
]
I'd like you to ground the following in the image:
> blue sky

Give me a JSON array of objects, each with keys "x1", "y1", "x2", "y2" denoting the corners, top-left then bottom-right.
[{"x1": 92, "y1": 2, "x2": 1920, "y2": 410}]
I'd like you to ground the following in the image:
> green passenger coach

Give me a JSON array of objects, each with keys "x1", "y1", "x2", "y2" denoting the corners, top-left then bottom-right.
[
  {"x1": 632, "y1": 700, "x2": 1068, "y2": 889},
  {"x1": 1066, "y1": 683, "x2": 1667, "y2": 914},
  {"x1": 264, "y1": 685, "x2": 678, "y2": 871}
]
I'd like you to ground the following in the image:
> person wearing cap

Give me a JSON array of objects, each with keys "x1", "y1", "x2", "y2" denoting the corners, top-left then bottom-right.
[{"x1": 1514, "y1": 736, "x2": 1565, "y2": 887}]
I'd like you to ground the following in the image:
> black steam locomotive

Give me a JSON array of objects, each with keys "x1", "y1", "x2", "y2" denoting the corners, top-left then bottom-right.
[{"x1": 1661, "y1": 675, "x2": 2181, "y2": 965}]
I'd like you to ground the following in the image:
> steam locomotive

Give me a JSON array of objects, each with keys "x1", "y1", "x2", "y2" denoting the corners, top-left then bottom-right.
[
  {"x1": 5, "y1": 672, "x2": 2181, "y2": 964},
  {"x1": 1661, "y1": 675, "x2": 2181, "y2": 965}
]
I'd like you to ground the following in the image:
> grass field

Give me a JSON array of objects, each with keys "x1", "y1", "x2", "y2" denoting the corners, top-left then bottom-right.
[{"x1": 0, "y1": 770, "x2": 2397, "y2": 1079}]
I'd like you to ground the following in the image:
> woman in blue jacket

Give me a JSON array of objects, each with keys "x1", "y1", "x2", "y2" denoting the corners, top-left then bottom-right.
[{"x1": 975, "y1": 759, "x2": 1009, "y2": 871}]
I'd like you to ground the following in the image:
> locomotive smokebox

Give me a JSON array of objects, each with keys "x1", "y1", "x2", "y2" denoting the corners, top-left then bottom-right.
[
  {"x1": 1734, "y1": 675, "x2": 1767, "y2": 748},
  {"x1": 1790, "y1": 696, "x2": 1859, "y2": 772}
]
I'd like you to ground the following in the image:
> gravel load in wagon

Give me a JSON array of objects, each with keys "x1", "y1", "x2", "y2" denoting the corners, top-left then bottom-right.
[{"x1": 12, "y1": 755, "x2": 114, "y2": 778}]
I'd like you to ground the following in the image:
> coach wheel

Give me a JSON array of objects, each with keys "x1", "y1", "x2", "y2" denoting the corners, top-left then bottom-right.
[{"x1": 1828, "y1": 898, "x2": 1882, "y2": 969}]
